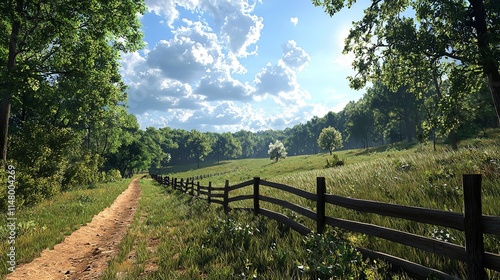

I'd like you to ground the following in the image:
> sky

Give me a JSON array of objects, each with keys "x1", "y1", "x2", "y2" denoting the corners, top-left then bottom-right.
[{"x1": 120, "y1": 0, "x2": 368, "y2": 132}]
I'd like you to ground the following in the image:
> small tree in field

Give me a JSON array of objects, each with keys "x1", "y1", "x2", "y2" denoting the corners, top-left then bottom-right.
[
  {"x1": 268, "y1": 140, "x2": 287, "y2": 162},
  {"x1": 318, "y1": 126, "x2": 343, "y2": 155}
]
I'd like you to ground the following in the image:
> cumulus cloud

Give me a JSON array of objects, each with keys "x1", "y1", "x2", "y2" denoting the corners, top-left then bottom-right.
[
  {"x1": 253, "y1": 40, "x2": 310, "y2": 108},
  {"x1": 145, "y1": 0, "x2": 199, "y2": 27},
  {"x1": 195, "y1": 74, "x2": 254, "y2": 101},
  {"x1": 290, "y1": 17, "x2": 298, "y2": 26},
  {"x1": 144, "y1": 0, "x2": 263, "y2": 57},
  {"x1": 122, "y1": 0, "x2": 321, "y2": 131},
  {"x1": 254, "y1": 63, "x2": 296, "y2": 96},
  {"x1": 281, "y1": 40, "x2": 310, "y2": 72}
]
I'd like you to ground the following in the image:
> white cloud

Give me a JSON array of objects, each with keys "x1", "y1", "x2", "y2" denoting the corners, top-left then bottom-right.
[
  {"x1": 253, "y1": 40, "x2": 310, "y2": 108},
  {"x1": 254, "y1": 63, "x2": 296, "y2": 96},
  {"x1": 206, "y1": 0, "x2": 263, "y2": 57},
  {"x1": 122, "y1": 0, "x2": 342, "y2": 132},
  {"x1": 290, "y1": 17, "x2": 298, "y2": 26},
  {"x1": 144, "y1": 0, "x2": 200, "y2": 27},
  {"x1": 195, "y1": 73, "x2": 254, "y2": 101},
  {"x1": 280, "y1": 40, "x2": 310, "y2": 72}
]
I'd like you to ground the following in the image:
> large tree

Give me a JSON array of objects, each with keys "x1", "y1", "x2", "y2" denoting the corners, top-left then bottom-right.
[
  {"x1": 312, "y1": 0, "x2": 500, "y2": 124},
  {"x1": 0, "y1": 0, "x2": 145, "y2": 166}
]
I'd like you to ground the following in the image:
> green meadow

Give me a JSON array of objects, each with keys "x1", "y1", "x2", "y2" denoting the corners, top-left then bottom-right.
[
  {"x1": 107, "y1": 129, "x2": 499, "y2": 279},
  {"x1": 2, "y1": 129, "x2": 499, "y2": 279}
]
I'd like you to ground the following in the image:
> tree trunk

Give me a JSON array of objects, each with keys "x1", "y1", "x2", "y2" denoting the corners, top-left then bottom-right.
[
  {"x1": 448, "y1": 130, "x2": 458, "y2": 150},
  {"x1": 469, "y1": 0, "x2": 500, "y2": 124},
  {"x1": 0, "y1": 0, "x2": 24, "y2": 167},
  {"x1": 486, "y1": 71, "x2": 500, "y2": 125}
]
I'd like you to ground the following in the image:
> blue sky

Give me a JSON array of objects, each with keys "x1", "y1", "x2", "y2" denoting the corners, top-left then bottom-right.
[{"x1": 120, "y1": 0, "x2": 368, "y2": 132}]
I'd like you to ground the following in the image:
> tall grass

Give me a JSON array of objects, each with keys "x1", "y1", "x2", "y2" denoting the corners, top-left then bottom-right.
[
  {"x1": 103, "y1": 178, "x2": 399, "y2": 279},
  {"x1": 157, "y1": 131, "x2": 500, "y2": 278}
]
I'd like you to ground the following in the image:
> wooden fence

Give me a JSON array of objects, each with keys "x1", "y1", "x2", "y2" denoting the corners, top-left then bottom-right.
[{"x1": 150, "y1": 173, "x2": 500, "y2": 279}]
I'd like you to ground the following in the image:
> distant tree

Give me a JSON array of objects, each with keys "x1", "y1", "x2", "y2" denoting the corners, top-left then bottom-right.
[
  {"x1": 317, "y1": 126, "x2": 343, "y2": 155},
  {"x1": 234, "y1": 130, "x2": 257, "y2": 158},
  {"x1": 188, "y1": 130, "x2": 212, "y2": 168},
  {"x1": 141, "y1": 127, "x2": 169, "y2": 170},
  {"x1": 213, "y1": 132, "x2": 242, "y2": 164},
  {"x1": 345, "y1": 100, "x2": 374, "y2": 149},
  {"x1": 107, "y1": 140, "x2": 149, "y2": 178},
  {"x1": 268, "y1": 140, "x2": 287, "y2": 162}
]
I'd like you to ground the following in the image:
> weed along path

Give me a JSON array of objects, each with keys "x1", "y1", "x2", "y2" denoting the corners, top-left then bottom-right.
[{"x1": 6, "y1": 178, "x2": 142, "y2": 280}]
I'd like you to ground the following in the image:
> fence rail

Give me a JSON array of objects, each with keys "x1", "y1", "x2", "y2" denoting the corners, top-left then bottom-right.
[{"x1": 150, "y1": 173, "x2": 500, "y2": 279}]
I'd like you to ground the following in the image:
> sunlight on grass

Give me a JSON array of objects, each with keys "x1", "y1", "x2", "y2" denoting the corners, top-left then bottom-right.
[{"x1": 155, "y1": 131, "x2": 500, "y2": 278}]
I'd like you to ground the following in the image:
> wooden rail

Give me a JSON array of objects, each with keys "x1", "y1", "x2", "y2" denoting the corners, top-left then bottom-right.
[{"x1": 150, "y1": 173, "x2": 500, "y2": 279}]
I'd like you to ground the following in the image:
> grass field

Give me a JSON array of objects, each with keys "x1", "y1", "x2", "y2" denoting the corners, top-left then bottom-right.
[
  {"x1": 2, "y1": 129, "x2": 498, "y2": 279},
  {"x1": 106, "y1": 129, "x2": 500, "y2": 279}
]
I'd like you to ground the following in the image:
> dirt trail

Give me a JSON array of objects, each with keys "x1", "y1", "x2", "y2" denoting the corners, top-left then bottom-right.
[{"x1": 6, "y1": 178, "x2": 141, "y2": 280}]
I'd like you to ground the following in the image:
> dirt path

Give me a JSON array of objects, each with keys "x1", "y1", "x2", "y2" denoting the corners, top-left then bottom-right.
[{"x1": 6, "y1": 179, "x2": 142, "y2": 280}]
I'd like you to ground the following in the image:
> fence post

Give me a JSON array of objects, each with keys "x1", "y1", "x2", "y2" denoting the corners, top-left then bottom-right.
[
  {"x1": 190, "y1": 180, "x2": 194, "y2": 196},
  {"x1": 223, "y1": 180, "x2": 230, "y2": 212},
  {"x1": 208, "y1": 182, "x2": 212, "y2": 204},
  {"x1": 316, "y1": 177, "x2": 326, "y2": 234},
  {"x1": 196, "y1": 182, "x2": 200, "y2": 198},
  {"x1": 463, "y1": 174, "x2": 485, "y2": 280},
  {"x1": 174, "y1": 178, "x2": 177, "y2": 190},
  {"x1": 253, "y1": 177, "x2": 260, "y2": 215}
]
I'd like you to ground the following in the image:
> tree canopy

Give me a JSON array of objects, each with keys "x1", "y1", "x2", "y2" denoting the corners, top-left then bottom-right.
[
  {"x1": 0, "y1": 0, "x2": 146, "y2": 164},
  {"x1": 312, "y1": 0, "x2": 500, "y2": 124},
  {"x1": 268, "y1": 140, "x2": 287, "y2": 162},
  {"x1": 317, "y1": 126, "x2": 343, "y2": 155}
]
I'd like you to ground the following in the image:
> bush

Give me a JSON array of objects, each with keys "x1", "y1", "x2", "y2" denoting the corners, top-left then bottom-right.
[
  {"x1": 325, "y1": 154, "x2": 345, "y2": 168},
  {"x1": 104, "y1": 169, "x2": 122, "y2": 182},
  {"x1": 62, "y1": 153, "x2": 103, "y2": 190}
]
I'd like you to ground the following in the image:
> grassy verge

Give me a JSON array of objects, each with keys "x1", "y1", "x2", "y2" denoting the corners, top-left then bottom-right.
[
  {"x1": 102, "y1": 178, "x2": 405, "y2": 279},
  {"x1": 0, "y1": 179, "x2": 131, "y2": 277}
]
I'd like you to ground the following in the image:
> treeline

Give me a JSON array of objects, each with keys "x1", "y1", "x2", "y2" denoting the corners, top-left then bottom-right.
[{"x1": 142, "y1": 80, "x2": 498, "y2": 170}]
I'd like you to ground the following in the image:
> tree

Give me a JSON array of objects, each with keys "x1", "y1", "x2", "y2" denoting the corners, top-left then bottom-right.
[
  {"x1": 317, "y1": 126, "x2": 343, "y2": 155},
  {"x1": 344, "y1": 100, "x2": 374, "y2": 149},
  {"x1": 141, "y1": 127, "x2": 169, "y2": 170},
  {"x1": 234, "y1": 130, "x2": 257, "y2": 158},
  {"x1": 268, "y1": 140, "x2": 287, "y2": 162},
  {"x1": 312, "y1": 0, "x2": 500, "y2": 125},
  {"x1": 106, "y1": 140, "x2": 149, "y2": 178},
  {"x1": 188, "y1": 130, "x2": 212, "y2": 169},
  {"x1": 0, "y1": 0, "x2": 145, "y2": 166},
  {"x1": 213, "y1": 132, "x2": 242, "y2": 164}
]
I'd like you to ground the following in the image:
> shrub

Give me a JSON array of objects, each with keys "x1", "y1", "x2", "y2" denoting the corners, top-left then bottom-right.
[
  {"x1": 325, "y1": 154, "x2": 345, "y2": 168},
  {"x1": 104, "y1": 169, "x2": 122, "y2": 182},
  {"x1": 62, "y1": 153, "x2": 103, "y2": 190}
]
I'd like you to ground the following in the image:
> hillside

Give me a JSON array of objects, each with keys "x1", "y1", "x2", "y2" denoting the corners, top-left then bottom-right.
[{"x1": 132, "y1": 129, "x2": 500, "y2": 279}]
